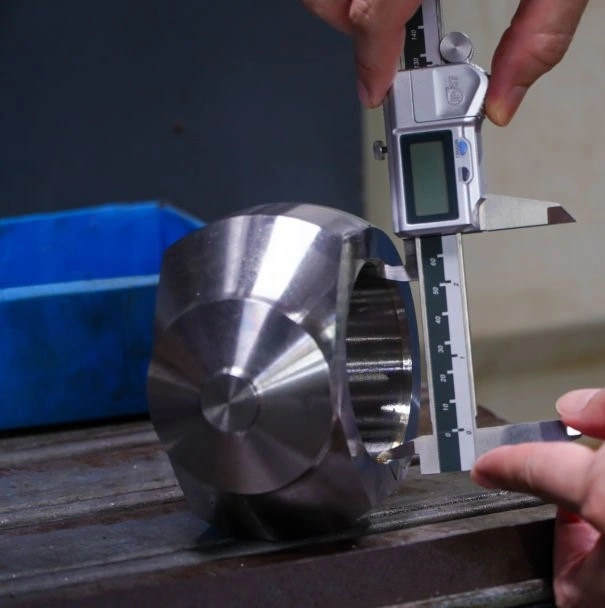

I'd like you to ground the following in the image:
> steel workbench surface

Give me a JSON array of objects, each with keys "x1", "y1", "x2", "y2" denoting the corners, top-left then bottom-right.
[{"x1": 0, "y1": 413, "x2": 556, "y2": 608}]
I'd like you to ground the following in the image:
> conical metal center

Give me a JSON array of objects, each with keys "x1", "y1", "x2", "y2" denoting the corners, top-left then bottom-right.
[{"x1": 200, "y1": 373, "x2": 259, "y2": 432}]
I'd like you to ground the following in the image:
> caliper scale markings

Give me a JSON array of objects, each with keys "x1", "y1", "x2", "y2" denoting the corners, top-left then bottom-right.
[
  {"x1": 403, "y1": 9, "x2": 429, "y2": 69},
  {"x1": 419, "y1": 235, "x2": 475, "y2": 472}
]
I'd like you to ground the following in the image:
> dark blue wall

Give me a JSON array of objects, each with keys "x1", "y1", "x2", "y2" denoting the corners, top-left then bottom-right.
[{"x1": 0, "y1": 1, "x2": 361, "y2": 221}]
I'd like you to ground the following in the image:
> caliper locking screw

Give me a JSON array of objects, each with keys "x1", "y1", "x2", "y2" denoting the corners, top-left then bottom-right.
[{"x1": 373, "y1": 140, "x2": 388, "y2": 161}]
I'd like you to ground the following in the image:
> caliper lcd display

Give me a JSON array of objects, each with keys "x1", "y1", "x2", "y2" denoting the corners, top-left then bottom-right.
[{"x1": 401, "y1": 131, "x2": 459, "y2": 223}]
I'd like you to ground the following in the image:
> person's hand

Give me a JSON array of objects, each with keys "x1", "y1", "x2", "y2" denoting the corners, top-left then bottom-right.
[
  {"x1": 472, "y1": 388, "x2": 605, "y2": 607},
  {"x1": 302, "y1": 0, "x2": 589, "y2": 125}
]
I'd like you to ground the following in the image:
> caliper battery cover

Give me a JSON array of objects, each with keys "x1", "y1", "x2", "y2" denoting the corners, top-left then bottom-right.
[{"x1": 148, "y1": 203, "x2": 420, "y2": 540}]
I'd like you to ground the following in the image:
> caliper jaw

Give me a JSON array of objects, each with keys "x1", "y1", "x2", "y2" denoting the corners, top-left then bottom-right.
[{"x1": 478, "y1": 195, "x2": 575, "y2": 232}]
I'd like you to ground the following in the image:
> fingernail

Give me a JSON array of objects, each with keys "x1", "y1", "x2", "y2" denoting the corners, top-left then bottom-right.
[
  {"x1": 556, "y1": 388, "x2": 601, "y2": 415},
  {"x1": 470, "y1": 464, "x2": 499, "y2": 489},
  {"x1": 472, "y1": 472, "x2": 499, "y2": 490},
  {"x1": 490, "y1": 85, "x2": 527, "y2": 126},
  {"x1": 356, "y1": 79, "x2": 371, "y2": 108}
]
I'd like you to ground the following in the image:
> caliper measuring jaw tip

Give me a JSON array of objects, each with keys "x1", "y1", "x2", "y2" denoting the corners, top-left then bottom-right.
[
  {"x1": 478, "y1": 195, "x2": 575, "y2": 232},
  {"x1": 380, "y1": 422, "x2": 582, "y2": 475}
]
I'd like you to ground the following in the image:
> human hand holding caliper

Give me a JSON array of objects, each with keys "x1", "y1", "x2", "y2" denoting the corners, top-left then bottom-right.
[
  {"x1": 473, "y1": 390, "x2": 605, "y2": 608},
  {"x1": 302, "y1": 0, "x2": 589, "y2": 125}
]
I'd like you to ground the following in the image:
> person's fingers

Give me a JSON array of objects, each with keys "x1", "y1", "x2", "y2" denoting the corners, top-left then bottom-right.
[
  {"x1": 350, "y1": 0, "x2": 422, "y2": 107},
  {"x1": 558, "y1": 536, "x2": 605, "y2": 608},
  {"x1": 471, "y1": 442, "x2": 605, "y2": 532},
  {"x1": 556, "y1": 388, "x2": 605, "y2": 439},
  {"x1": 553, "y1": 508, "x2": 602, "y2": 607},
  {"x1": 554, "y1": 509, "x2": 599, "y2": 580},
  {"x1": 486, "y1": 0, "x2": 588, "y2": 125},
  {"x1": 300, "y1": 0, "x2": 352, "y2": 34}
]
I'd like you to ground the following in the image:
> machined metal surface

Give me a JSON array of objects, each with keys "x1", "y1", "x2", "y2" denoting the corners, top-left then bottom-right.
[{"x1": 148, "y1": 203, "x2": 421, "y2": 539}]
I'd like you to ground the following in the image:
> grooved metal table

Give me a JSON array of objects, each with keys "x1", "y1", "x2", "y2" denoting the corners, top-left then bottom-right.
[{"x1": 0, "y1": 414, "x2": 556, "y2": 607}]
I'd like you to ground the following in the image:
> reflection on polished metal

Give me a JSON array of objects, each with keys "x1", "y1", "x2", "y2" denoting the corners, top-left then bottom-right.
[{"x1": 148, "y1": 204, "x2": 420, "y2": 540}]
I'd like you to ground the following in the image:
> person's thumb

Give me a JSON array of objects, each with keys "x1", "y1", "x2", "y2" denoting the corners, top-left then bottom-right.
[
  {"x1": 350, "y1": 0, "x2": 421, "y2": 107},
  {"x1": 556, "y1": 388, "x2": 605, "y2": 440},
  {"x1": 486, "y1": 0, "x2": 588, "y2": 126}
]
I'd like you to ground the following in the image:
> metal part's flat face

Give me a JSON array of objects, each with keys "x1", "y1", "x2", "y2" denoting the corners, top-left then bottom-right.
[{"x1": 150, "y1": 298, "x2": 333, "y2": 495}]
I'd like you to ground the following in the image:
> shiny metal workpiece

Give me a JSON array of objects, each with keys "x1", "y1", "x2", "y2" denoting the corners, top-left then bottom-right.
[{"x1": 148, "y1": 204, "x2": 420, "y2": 540}]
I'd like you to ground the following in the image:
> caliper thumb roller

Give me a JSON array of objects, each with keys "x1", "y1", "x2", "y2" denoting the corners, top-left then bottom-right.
[{"x1": 147, "y1": 1, "x2": 578, "y2": 539}]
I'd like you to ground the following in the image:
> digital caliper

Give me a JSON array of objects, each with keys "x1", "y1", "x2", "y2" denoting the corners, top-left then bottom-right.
[{"x1": 376, "y1": 0, "x2": 578, "y2": 473}]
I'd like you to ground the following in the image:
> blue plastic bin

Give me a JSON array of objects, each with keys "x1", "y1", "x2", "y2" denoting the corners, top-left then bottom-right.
[{"x1": 0, "y1": 202, "x2": 203, "y2": 430}]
